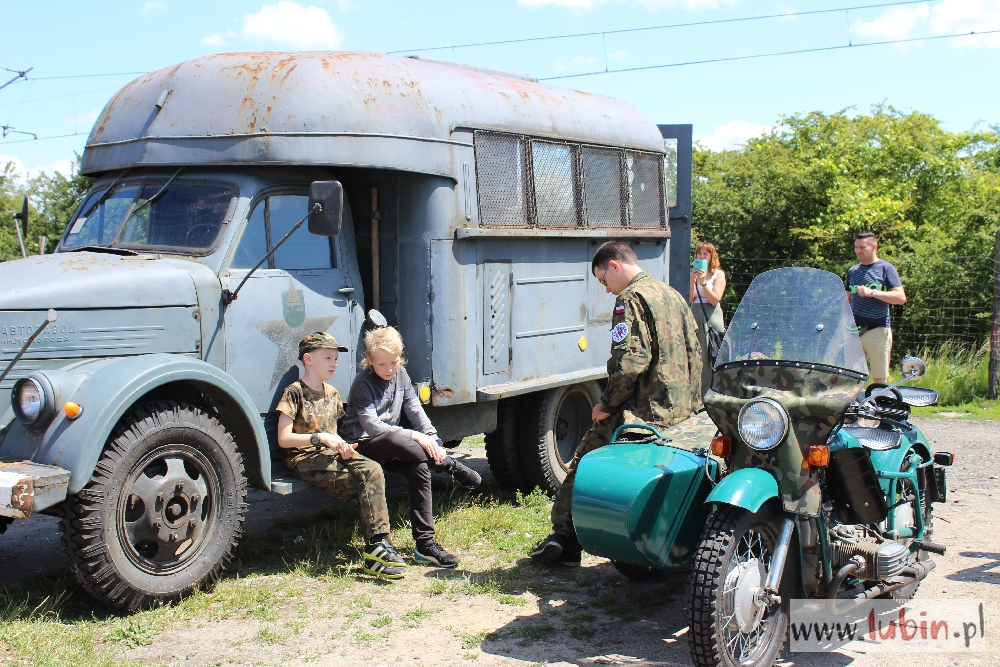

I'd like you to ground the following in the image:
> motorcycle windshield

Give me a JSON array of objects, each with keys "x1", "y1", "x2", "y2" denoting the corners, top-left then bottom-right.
[{"x1": 719, "y1": 267, "x2": 868, "y2": 376}]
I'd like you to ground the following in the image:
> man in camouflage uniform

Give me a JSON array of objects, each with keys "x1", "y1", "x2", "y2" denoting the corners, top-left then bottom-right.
[
  {"x1": 530, "y1": 242, "x2": 703, "y2": 566},
  {"x1": 276, "y1": 332, "x2": 406, "y2": 579}
]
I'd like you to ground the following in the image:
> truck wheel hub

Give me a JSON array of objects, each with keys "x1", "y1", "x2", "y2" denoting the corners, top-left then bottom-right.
[{"x1": 119, "y1": 449, "x2": 213, "y2": 569}]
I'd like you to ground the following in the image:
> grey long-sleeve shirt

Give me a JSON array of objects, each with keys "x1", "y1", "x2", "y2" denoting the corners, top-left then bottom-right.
[{"x1": 340, "y1": 366, "x2": 437, "y2": 442}]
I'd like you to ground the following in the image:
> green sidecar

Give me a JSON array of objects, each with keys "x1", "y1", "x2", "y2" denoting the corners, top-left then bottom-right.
[{"x1": 571, "y1": 267, "x2": 952, "y2": 667}]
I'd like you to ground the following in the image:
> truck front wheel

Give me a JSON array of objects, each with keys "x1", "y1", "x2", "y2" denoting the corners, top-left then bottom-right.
[
  {"x1": 61, "y1": 401, "x2": 247, "y2": 610},
  {"x1": 517, "y1": 382, "x2": 601, "y2": 494}
]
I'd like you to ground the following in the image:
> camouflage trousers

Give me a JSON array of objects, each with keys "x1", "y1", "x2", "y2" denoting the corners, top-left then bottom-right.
[
  {"x1": 550, "y1": 412, "x2": 627, "y2": 540},
  {"x1": 285, "y1": 449, "x2": 390, "y2": 540}
]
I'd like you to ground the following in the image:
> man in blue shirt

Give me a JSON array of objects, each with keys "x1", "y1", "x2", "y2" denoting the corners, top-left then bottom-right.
[{"x1": 846, "y1": 232, "x2": 907, "y2": 383}]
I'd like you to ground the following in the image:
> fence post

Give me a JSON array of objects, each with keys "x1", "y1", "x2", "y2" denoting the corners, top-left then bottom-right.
[{"x1": 989, "y1": 230, "x2": 1000, "y2": 399}]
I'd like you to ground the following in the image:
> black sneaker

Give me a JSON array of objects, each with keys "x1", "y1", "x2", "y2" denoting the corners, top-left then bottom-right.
[
  {"x1": 363, "y1": 538, "x2": 407, "y2": 580},
  {"x1": 558, "y1": 541, "x2": 582, "y2": 567},
  {"x1": 529, "y1": 532, "x2": 567, "y2": 565},
  {"x1": 363, "y1": 559, "x2": 406, "y2": 580},
  {"x1": 445, "y1": 458, "x2": 482, "y2": 489},
  {"x1": 414, "y1": 540, "x2": 460, "y2": 568},
  {"x1": 364, "y1": 538, "x2": 407, "y2": 566}
]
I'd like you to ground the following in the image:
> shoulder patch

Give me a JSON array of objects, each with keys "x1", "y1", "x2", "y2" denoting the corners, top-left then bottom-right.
[
  {"x1": 614, "y1": 304, "x2": 626, "y2": 314},
  {"x1": 611, "y1": 322, "x2": 629, "y2": 343}
]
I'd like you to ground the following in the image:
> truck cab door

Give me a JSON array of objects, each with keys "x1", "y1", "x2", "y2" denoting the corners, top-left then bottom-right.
[{"x1": 223, "y1": 192, "x2": 358, "y2": 413}]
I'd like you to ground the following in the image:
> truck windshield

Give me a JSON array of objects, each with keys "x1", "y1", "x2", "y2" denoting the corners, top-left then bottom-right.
[{"x1": 62, "y1": 179, "x2": 236, "y2": 253}]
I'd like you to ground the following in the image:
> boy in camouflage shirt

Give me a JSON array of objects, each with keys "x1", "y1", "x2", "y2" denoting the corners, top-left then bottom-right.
[{"x1": 276, "y1": 332, "x2": 406, "y2": 580}]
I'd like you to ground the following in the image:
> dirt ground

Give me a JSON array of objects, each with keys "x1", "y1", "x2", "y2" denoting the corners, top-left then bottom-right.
[{"x1": 2, "y1": 418, "x2": 999, "y2": 667}]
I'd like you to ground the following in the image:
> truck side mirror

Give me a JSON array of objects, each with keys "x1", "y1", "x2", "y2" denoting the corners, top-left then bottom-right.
[{"x1": 308, "y1": 181, "x2": 343, "y2": 236}]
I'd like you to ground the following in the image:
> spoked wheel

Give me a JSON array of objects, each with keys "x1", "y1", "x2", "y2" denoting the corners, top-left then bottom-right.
[
  {"x1": 688, "y1": 505, "x2": 789, "y2": 667},
  {"x1": 61, "y1": 401, "x2": 247, "y2": 610}
]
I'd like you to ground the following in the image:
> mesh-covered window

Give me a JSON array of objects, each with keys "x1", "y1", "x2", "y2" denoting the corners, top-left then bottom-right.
[
  {"x1": 531, "y1": 141, "x2": 578, "y2": 228},
  {"x1": 474, "y1": 131, "x2": 529, "y2": 228},
  {"x1": 627, "y1": 151, "x2": 665, "y2": 229},
  {"x1": 581, "y1": 146, "x2": 625, "y2": 228},
  {"x1": 474, "y1": 130, "x2": 665, "y2": 230}
]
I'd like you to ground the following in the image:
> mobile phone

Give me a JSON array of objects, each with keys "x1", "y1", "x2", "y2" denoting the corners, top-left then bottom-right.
[{"x1": 692, "y1": 259, "x2": 708, "y2": 272}]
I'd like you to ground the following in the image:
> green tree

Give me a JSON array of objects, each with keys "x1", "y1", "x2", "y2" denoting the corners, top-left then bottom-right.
[
  {"x1": 0, "y1": 154, "x2": 93, "y2": 261},
  {"x1": 691, "y1": 105, "x2": 1000, "y2": 353}
]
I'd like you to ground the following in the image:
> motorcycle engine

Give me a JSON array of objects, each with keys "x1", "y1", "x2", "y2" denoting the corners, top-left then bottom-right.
[{"x1": 830, "y1": 525, "x2": 909, "y2": 580}]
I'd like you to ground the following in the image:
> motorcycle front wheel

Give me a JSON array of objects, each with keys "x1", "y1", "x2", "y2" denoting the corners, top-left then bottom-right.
[{"x1": 687, "y1": 504, "x2": 789, "y2": 667}]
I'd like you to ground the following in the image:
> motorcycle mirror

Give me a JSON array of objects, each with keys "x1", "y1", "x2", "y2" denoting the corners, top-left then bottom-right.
[{"x1": 900, "y1": 357, "x2": 925, "y2": 379}]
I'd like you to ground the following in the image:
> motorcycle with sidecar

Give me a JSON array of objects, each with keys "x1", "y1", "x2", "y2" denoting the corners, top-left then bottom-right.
[{"x1": 571, "y1": 266, "x2": 952, "y2": 667}]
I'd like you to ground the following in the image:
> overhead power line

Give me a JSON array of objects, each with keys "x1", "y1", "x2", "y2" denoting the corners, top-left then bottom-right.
[
  {"x1": 0, "y1": 67, "x2": 33, "y2": 92},
  {"x1": 388, "y1": 0, "x2": 930, "y2": 54},
  {"x1": 539, "y1": 28, "x2": 1000, "y2": 80},
  {"x1": 27, "y1": 71, "x2": 148, "y2": 81}
]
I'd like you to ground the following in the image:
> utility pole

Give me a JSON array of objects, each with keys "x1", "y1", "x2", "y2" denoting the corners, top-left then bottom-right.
[{"x1": 989, "y1": 230, "x2": 1000, "y2": 399}]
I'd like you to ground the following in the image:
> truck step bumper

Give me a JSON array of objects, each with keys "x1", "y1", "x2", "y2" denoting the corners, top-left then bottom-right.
[{"x1": 0, "y1": 460, "x2": 71, "y2": 519}]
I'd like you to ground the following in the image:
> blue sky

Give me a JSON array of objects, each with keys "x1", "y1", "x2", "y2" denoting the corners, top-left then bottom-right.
[{"x1": 1, "y1": 0, "x2": 998, "y2": 178}]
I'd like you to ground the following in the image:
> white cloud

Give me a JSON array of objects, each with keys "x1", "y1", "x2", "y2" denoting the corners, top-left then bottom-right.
[
  {"x1": 856, "y1": 4, "x2": 930, "y2": 41},
  {"x1": 519, "y1": 0, "x2": 595, "y2": 7},
  {"x1": 70, "y1": 109, "x2": 100, "y2": 127},
  {"x1": 555, "y1": 54, "x2": 602, "y2": 71},
  {"x1": 201, "y1": 32, "x2": 228, "y2": 47},
  {"x1": 142, "y1": 1, "x2": 165, "y2": 12},
  {"x1": 241, "y1": 2, "x2": 343, "y2": 49},
  {"x1": 855, "y1": 0, "x2": 1000, "y2": 48},
  {"x1": 0, "y1": 154, "x2": 75, "y2": 183},
  {"x1": 695, "y1": 120, "x2": 770, "y2": 152},
  {"x1": 519, "y1": 0, "x2": 738, "y2": 9}
]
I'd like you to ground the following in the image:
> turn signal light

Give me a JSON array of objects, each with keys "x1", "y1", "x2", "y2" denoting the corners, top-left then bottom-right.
[
  {"x1": 418, "y1": 384, "x2": 432, "y2": 404},
  {"x1": 807, "y1": 445, "x2": 829, "y2": 467},
  {"x1": 64, "y1": 402, "x2": 84, "y2": 420},
  {"x1": 710, "y1": 436, "x2": 732, "y2": 458}
]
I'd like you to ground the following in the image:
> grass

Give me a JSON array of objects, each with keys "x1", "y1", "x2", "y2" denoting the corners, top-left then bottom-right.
[
  {"x1": 889, "y1": 342, "x2": 989, "y2": 407},
  {"x1": 0, "y1": 473, "x2": 555, "y2": 667}
]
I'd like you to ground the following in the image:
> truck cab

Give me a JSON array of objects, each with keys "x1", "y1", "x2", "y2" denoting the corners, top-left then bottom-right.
[{"x1": 0, "y1": 51, "x2": 690, "y2": 608}]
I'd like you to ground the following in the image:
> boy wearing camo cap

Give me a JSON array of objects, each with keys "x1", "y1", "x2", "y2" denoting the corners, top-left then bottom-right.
[{"x1": 276, "y1": 331, "x2": 407, "y2": 580}]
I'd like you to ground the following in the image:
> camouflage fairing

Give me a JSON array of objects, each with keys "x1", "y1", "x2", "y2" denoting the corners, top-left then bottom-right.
[{"x1": 705, "y1": 362, "x2": 864, "y2": 516}]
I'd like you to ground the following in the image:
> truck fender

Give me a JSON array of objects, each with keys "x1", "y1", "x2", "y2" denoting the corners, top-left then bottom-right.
[
  {"x1": 705, "y1": 468, "x2": 780, "y2": 513},
  {"x1": 2, "y1": 354, "x2": 270, "y2": 493}
]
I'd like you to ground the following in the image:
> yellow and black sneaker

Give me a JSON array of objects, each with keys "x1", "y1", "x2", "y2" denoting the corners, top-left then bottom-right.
[{"x1": 363, "y1": 538, "x2": 407, "y2": 580}]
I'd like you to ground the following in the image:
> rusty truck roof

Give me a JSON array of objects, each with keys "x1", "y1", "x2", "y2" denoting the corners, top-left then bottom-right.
[{"x1": 80, "y1": 51, "x2": 664, "y2": 178}]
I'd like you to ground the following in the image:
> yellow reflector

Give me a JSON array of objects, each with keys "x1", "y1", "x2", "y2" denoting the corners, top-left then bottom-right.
[
  {"x1": 418, "y1": 385, "x2": 431, "y2": 403},
  {"x1": 64, "y1": 402, "x2": 84, "y2": 420},
  {"x1": 578, "y1": 336, "x2": 588, "y2": 351}
]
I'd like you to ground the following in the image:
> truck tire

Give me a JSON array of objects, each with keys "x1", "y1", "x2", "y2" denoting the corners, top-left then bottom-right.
[
  {"x1": 517, "y1": 382, "x2": 601, "y2": 494},
  {"x1": 484, "y1": 397, "x2": 526, "y2": 490},
  {"x1": 61, "y1": 400, "x2": 247, "y2": 610}
]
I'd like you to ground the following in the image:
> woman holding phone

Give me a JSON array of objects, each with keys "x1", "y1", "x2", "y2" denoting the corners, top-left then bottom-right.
[{"x1": 689, "y1": 241, "x2": 726, "y2": 396}]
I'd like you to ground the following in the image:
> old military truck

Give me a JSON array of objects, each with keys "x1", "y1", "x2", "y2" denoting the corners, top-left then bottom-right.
[{"x1": 0, "y1": 52, "x2": 692, "y2": 608}]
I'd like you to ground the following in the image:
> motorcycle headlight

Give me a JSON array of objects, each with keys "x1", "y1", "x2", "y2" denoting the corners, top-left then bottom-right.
[
  {"x1": 738, "y1": 398, "x2": 789, "y2": 451},
  {"x1": 12, "y1": 374, "x2": 55, "y2": 427}
]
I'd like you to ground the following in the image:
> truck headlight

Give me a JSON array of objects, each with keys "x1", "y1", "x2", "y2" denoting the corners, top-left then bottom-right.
[
  {"x1": 738, "y1": 398, "x2": 788, "y2": 451},
  {"x1": 12, "y1": 374, "x2": 55, "y2": 426}
]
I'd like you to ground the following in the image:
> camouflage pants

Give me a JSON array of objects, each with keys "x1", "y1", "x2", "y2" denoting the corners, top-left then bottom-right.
[
  {"x1": 550, "y1": 412, "x2": 626, "y2": 540},
  {"x1": 285, "y1": 449, "x2": 390, "y2": 540}
]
